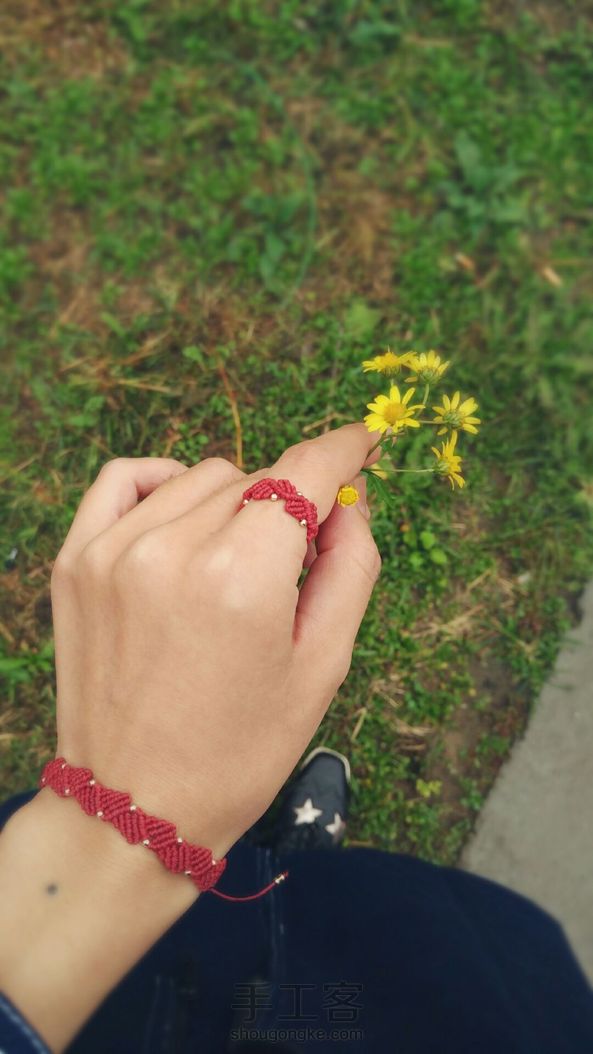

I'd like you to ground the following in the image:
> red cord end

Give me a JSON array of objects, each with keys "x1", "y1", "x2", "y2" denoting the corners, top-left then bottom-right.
[{"x1": 209, "y1": 869, "x2": 289, "y2": 903}]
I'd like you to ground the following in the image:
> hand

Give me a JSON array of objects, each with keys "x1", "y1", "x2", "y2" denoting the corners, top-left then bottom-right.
[
  {"x1": 50, "y1": 425, "x2": 381, "y2": 861},
  {"x1": 0, "y1": 426, "x2": 381, "y2": 1052}
]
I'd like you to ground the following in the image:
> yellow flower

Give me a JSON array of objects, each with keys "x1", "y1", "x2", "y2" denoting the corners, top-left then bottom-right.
[
  {"x1": 432, "y1": 391, "x2": 480, "y2": 435},
  {"x1": 407, "y1": 350, "x2": 450, "y2": 384},
  {"x1": 431, "y1": 432, "x2": 465, "y2": 489},
  {"x1": 364, "y1": 385, "x2": 424, "y2": 435},
  {"x1": 337, "y1": 484, "x2": 359, "y2": 506},
  {"x1": 362, "y1": 349, "x2": 415, "y2": 377}
]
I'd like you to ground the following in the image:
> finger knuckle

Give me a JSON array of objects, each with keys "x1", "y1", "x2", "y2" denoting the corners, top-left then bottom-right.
[
  {"x1": 97, "y1": 457, "x2": 130, "y2": 481},
  {"x1": 354, "y1": 539, "x2": 382, "y2": 586},
  {"x1": 162, "y1": 457, "x2": 187, "y2": 472},
  {"x1": 196, "y1": 545, "x2": 245, "y2": 599},
  {"x1": 194, "y1": 543, "x2": 233, "y2": 584},
  {"x1": 50, "y1": 548, "x2": 75, "y2": 590},
  {"x1": 114, "y1": 532, "x2": 171, "y2": 590},
  {"x1": 196, "y1": 545, "x2": 275, "y2": 621},
  {"x1": 77, "y1": 537, "x2": 114, "y2": 582},
  {"x1": 278, "y1": 440, "x2": 332, "y2": 478},
  {"x1": 200, "y1": 457, "x2": 245, "y2": 489}
]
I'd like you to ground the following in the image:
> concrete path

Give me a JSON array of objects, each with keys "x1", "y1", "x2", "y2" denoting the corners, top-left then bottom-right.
[{"x1": 462, "y1": 580, "x2": 593, "y2": 980}]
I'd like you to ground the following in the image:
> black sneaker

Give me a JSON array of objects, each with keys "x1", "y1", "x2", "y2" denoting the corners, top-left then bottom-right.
[{"x1": 273, "y1": 747, "x2": 351, "y2": 852}]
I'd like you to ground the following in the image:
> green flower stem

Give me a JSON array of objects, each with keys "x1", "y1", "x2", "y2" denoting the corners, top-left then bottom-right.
[
  {"x1": 366, "y1": 436, "x2": 385, "y2": 457},
  {"x1": 421, "y1": 383, "x2": 430, "y2": 406},
  {"x1": 390, "y1": 467, "x2": 435, "y2": 474},
  {"x1": 366, "y1": 433, "x2": 398, "y2": 457},
  {"x1": 362, "y1": 466, "x2": 435, "y2": 476}
]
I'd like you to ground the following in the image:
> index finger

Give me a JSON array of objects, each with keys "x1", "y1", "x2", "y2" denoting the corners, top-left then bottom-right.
[{"x1": 273, "y1": 422, "x2": 379, "y2": 520}]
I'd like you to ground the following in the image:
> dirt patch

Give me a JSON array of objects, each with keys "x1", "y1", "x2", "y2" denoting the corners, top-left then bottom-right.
[
  {"x1": 486, "y1": 1, "x2": 593, "y2": 36},
  {"x1": 425, "y1": 655, "x2": 530, "y2": 829},
  {"x1": 0, "y1": 2, "x2": 129, "y2": 79}
]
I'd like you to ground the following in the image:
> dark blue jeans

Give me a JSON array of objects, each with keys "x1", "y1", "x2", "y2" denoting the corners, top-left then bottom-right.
[{"x1": 2, "y1": 791, "x2": 593, "y2": 1054}]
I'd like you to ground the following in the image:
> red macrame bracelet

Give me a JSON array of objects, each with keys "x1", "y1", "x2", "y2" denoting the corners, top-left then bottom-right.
[
  {"x1": 40, "y1": 758, "x2": 287, "y2": 902},
  {"x1": 239, "y1": 478, "x2": 319, "y2": 544}
]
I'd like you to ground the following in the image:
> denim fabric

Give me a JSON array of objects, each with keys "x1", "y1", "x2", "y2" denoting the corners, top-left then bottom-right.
[
  {"x1": 2, "y1": 791, "x2": 593, "y2": 1053},
  {"x1": 0, "y1": 993, "x2": 51, "y2": 1054}
]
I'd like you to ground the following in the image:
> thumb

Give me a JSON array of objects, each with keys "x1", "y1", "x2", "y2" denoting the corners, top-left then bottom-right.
[{"x1": 293, "y1": 475, "x2": 381, "y2": 687}]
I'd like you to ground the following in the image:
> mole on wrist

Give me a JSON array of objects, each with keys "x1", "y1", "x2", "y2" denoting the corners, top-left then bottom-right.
[{"x1": 2, "y1": 789, "x2": 186, "y2": 898}]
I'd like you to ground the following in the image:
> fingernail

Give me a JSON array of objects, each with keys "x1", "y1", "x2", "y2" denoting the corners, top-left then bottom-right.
[{"x1": 354, "y1": 475, "x2": 370, "y2": 520}]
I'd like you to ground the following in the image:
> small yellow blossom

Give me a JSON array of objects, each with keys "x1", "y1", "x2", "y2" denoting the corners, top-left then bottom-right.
[
  {"x1": 362, "y1": 349, "x2": 415, "y2": 377},
  {"x1": 364, "y1": 385, "x2": 424, "y2": 435},
  {"x1": 431, "y1": 432, "x2": 465, "y2": 489},
  {"x1": 432, "y1": 391, "x2": 480, "y2": 435},
  {"x1": 337, "y1": 484, "x2": 359, "y2": 506},
  {"x1": 407, "y1": 350, "x2": 450, "y2": 384}
]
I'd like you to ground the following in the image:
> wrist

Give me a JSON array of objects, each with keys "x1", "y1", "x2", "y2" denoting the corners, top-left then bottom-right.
[
  {"x1": 38, "y1": 756, "x2": 230, "y2": 892},
  {"x1": 0, "y1": 789, "x2": 198, "y2": 1052},
  {"x1": 7, "y1": 786, "x2": 200, "y2": 904}
]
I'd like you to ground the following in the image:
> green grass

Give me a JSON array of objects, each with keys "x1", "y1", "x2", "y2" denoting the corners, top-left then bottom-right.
[{"x1": 1, "y1": 0, "x2": 592, "y2": 863}]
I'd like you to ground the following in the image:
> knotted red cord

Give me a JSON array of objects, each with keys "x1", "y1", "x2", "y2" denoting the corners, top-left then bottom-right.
[
  {"x1": 239, "y1": 478, "x2": 319, "y2": 543},
  {"x1": 40, "y1": 758, "x2": 287, "y2": 902}
]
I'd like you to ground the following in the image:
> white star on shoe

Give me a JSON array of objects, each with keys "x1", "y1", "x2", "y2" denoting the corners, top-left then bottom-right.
[
  {"x1": 294, "y1": 798, "x2": 323, "y2": 825},
  {"x1": 325, "y1": 813, "x2": 346, "y2": 840}
]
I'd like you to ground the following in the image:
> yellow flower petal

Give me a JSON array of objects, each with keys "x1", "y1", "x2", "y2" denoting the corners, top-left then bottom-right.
[
  {"x1": 364, "y1": 413, "x2": 388, "y2": 434},
  {"x1": 402, "y1": 386, "x2": 416, "y2": 406},
  {"x1": 443, "y1": 394, "x2": 451, "y2": 411},
  {"x1": 451, "y1": 391, "x2": 460, "y2": 410},
  {"x1": 459, "y1": 397, "x2": 478, "y2": 414},
  {"x1": 366, "y1": 398, "x2": 388, "y2": 414}
]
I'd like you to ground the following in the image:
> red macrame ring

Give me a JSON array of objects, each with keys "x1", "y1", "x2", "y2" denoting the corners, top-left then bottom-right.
[
  {"x1": 40, "y1": 757, "x2": 226, "y2": 893},
  {"x1": 238, "y1": 478, "x2": 319, "y2": 543}
]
